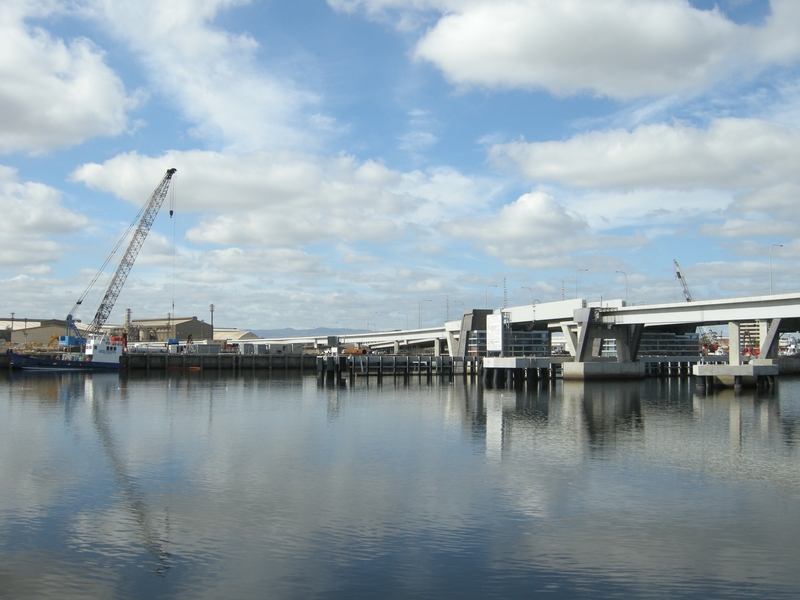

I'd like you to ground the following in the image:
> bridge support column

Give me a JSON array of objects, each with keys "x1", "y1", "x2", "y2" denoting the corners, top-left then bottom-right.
[
  {"x1": 759, "y1": 318, "x2": 782, "y2": 359},
  {"x1": 729, "y1": 322, "x2": 742, "y2": 365}
]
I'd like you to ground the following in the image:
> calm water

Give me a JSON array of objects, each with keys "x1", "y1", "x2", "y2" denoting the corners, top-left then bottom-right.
[{"x1": 1, "y1": 370, "x2": 799, "y2": 599}]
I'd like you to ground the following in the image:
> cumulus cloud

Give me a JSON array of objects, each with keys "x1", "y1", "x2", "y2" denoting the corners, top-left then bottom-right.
[
  {"x1": 334, "y1": 0, "x2": 800, "y2": 100},
  {"x1": 489, "y1": 118, "x2": 800, "y2": 190},
  {"x1": 0, "y1": 1, "x2": 132, "y2": 153},
  {"x1": 70, "y1": 150, "x2": 503, "y2": 247},
  {"x1": 81, "y1": 0, "x2": 322, "y2": 152},
  {"x1": 0, "y1": 166, "x2": 88, "y2": 267},
  {"x1": 415, "y1": 0, "x2": 741, "y2": 99},
  {"x1": 443, "y1": 191, "x2": 646, "y2": 268},
  {"x1": 0, "y1": 166, "x2": 88, "y2": 273}
]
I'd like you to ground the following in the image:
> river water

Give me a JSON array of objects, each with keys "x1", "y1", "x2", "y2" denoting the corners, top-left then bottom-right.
[{"x1": 1, "y1": 370, "x2": 799, "y2": 599}]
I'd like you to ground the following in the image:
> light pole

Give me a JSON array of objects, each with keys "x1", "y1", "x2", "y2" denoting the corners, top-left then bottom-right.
[
  {"x1": 418, "y1": 300, "x2": 431, "y2": 329},
  {"x1": 575, "y1": 269, "x2": 588, "y2": 299},
  {"x1": 520, "y1": 286, "x2": 534, "y2": 306},
  {"x1": 398, "y1": 312, "x2": 409, "y2": 330},
  {"x1": 615, "y1": 271, "x2": 628, "y2": 303},
  {"x1": 368, "y1": 312, "x2": 378, "y2": 331},
  {"x1": 770, "y1": 244, "x2": 783, "y2": 295},
  {"x1": 452, "y1": 300, "x2": 465, "y2": 316},
  {"x1": 485, "y1": 284, "x2": 497, "y2": 309}
]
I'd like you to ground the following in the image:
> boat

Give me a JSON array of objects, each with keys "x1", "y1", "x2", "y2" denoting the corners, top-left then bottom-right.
[{"x1": 8, "y1": 334, "x2": 123, "y2": 371}]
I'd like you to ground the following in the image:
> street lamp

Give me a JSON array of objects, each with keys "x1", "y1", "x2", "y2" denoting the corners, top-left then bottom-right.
[
  {"x1": 770, "y1": 244, "x2": 783, "y2": 295},
  {"x1": 452, "y1": 300, "x2": 465, "y2": 316},
  {"x1": 418, "y1": 300, "x2": 431, "y2": 329},
  {"x1": 575, "y1": 269, "x2": 588, "y2": 299},
  {"x1": 398, "y1": 312, "x2": 409, "y2": 330},
  {"x1": 615, "y1": 271, "x2": 628, "y2": 303},
  {"x1": 520, "y1": 286, "x2": 534, "y2": 306},
  {"x1": 485, "y1": 285, "x2": 498, "y2": 309}
]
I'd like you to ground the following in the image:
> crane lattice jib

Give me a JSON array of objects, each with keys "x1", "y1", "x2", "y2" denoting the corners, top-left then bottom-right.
[
  {"x1": 88, "y1": 168, "x2": 177, "y2": 334},
  {"x1": 673, "y1": 259, "x2": 693, "y2": 303}
]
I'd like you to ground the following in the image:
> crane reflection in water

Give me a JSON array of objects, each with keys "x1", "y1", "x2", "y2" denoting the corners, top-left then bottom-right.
[{"x1": 84, "y1": 373, "x2": 173, "y2": 576}]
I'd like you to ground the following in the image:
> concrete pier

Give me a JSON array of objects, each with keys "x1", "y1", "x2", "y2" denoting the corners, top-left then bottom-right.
[
  {"x1": 562, "y1": 361, "x2": 645, "y2": 380},
  {"x1": 481, "y1": 357, "x2": 552, "y2": 389},
  {"x1": 693, "y1": 360, "x2": 778, "y2": 389}
]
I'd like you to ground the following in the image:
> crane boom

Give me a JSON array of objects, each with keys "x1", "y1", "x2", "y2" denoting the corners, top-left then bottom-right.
[
  {"x1": 673, "y1": 259, "x2": 693, "y2": 303},
  {"x1": 87, "y1": 168, "x2": 177, "y2": 334}
]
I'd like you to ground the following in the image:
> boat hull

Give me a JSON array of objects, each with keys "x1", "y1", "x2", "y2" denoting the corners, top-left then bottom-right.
[{"x1": 7, "y1": 350, "x2": 121, "y2": 371}]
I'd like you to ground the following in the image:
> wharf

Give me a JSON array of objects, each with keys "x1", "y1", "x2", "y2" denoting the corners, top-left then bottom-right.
[
  {"x1": 1, "y1": 351, "x2": 316, "y2": 373},
  {"x1": 317, "y1": 354, "x2": 477, "y2": 384},
  {"x1": 122, "y1": 353, "x2": 316, "y2": 372}
]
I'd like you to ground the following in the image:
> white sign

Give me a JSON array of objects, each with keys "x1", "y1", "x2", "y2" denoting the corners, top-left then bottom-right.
[{"x1": 486, "y1": 313, "x2": 503, "y2": 353}]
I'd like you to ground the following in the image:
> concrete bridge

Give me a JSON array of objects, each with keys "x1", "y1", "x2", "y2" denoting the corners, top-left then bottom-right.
[{"x1": 257, "y1": 292, "x2": 800, "y2": 383}]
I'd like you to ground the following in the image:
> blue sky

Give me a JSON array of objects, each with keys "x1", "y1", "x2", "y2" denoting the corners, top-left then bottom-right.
[{"x1": 2, "y1": 0, "x2": 799, "y2": 331}]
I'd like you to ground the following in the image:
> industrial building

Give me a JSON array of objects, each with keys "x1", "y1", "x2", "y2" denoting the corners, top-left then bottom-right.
[
  {"x1": 122, "y1": 317, "x2": 213, "y2": 342},
  {"x1": 1, "y1": 318, "x2": 81, "y2": 345}
]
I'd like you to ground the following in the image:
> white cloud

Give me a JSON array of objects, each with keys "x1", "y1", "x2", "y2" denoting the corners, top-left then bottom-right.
[
  {"x1": 489, "y1": 118, "x2": 800, "y2": 190},
  {"x1": 70, "y1": 150, "x2": 503, "y2": 248},
  {"x1": 335, "y1": 0, "x2": 800, "y2": 100},
  {"x1": 415, "y1": 0, "x2": 742, "y2": 99},
  {"x1": 341, "y1": 252, "x2": 381, "y2": 264},
  {"x1": 753, "y1": 0, "x2": 800, "y2": 64},
  {"x1": 443, "y1": 191, "x2": 646, "y2": 269},
  {"x1": 0, "y1": 1, "x2": 132, "y2": 152},
  {"x1": 398, "y1": 131, "x2": 438, "y2": 153},
  {"x1": 731, "y1": 183, "x2": 800, "y2": 220},
  {"x1": 208, "y1": 247, "x2": 329, "y2": 275},
  {"x1": 418, "y1": 243, "x2": 447, "y2": 255},
  {"x1": 82, "y1": 0, "x2": 323, "y2": 152},
  {"x1": 0, "y1": 166, "x2": 88, "y2": 267},
  {"x1": 699, "y1": 218, "x2": 796, "y2": 239},
  {"x1": 559, "y1": 189, "x2": 732, "y2": 233}
]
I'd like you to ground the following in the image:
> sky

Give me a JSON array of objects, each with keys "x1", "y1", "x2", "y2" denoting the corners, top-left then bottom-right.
[{"x1": 2, "y1": 0, "x2": 800, "y2": 332}]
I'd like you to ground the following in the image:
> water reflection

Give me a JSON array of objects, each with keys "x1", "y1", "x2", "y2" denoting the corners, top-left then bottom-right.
[{"x1": 1, "y1": 372, "x2": 799, "y2": 598}]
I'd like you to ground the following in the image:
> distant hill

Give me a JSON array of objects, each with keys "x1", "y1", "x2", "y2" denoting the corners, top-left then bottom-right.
[{"x1": 251, "y1": 327, "x2": 368, "y2": 338}]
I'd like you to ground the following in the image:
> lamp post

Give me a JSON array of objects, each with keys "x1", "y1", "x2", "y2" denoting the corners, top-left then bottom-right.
[
  {"x1": 575, "y1": 269, "x2": 588, "y2": 299},
  {"x1": 770, "y1": 244, "x2": 783, "y2": 295},
  {"x1": 485, "y1": 285, "x2": 497, "y2": 309},
  {"x1": 398, "y1": 312, "x2": 409, "y2": 330},
  {"x1": 418, "y1": 300, "x2": 431, "y2": 329},
  {"x1": 520, "y1": 286, "x2": 534, "y2": 306},
  {"x1": 615, "y1": 271, "x2": 628, "y2": 303},
  {"x1": 452, "y1": 300, "x2": 465, "y2": 316}
]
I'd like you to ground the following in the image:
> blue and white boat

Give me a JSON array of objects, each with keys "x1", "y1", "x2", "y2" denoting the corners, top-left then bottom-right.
[{"x1": 8, "y1": 334, "x2": 123, "y2": 371}]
